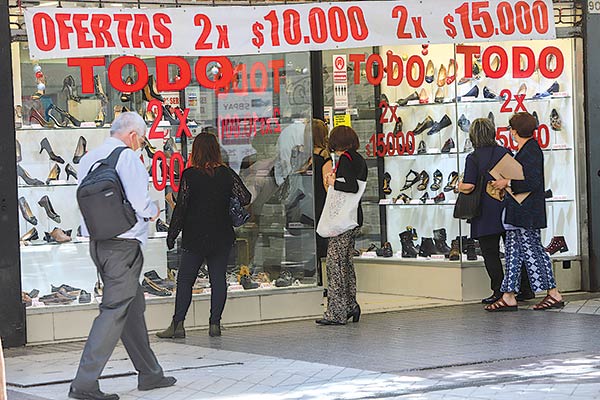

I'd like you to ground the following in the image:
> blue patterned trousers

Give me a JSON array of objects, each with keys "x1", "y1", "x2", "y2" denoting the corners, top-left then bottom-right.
[{"x1": 501, "y1": 229, "x2": 557, "y2": 293}]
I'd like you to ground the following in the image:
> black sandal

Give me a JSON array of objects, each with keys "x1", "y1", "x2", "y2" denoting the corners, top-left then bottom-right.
[{"x1": 485, "y1": 298, "x2": 518, "y2": 312}]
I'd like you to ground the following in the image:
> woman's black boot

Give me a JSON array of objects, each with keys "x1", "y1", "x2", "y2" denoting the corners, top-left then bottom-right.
[{"x1": 209, "y1": 323, "x2": 221, "y2": 337}]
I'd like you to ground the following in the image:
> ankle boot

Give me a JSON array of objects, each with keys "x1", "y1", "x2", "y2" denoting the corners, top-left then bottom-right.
[
  {"x1": 433, "y1": 228, "x2": 451, "y2": 256},
  {"x1": 466, "y1": 238, "x2": 477, "y2": 260},
  {"x1": 40, "y1": 138, "x2": 65, "y2": 164},
  {"x1": 38, "y1": 195, "x2": 61, "y2": 223},
  {"x1": 18, "y1": 197, "x2": 38, "y2": 225},
  {"x1": 209, "y1": 323, "x2": 222, "y2": 337},
  {"x1": 399, "y1": 230, "x2": 418, "y2": 258},
  {"x1": 418, "y1": 237, "x2": 437, "y2": 257},
  {"x1": 545, "y1": 236, "x2": 568, "y2": 255},
  {"x1": 156, "y1": 320, "x2": 186, "y2": 339},
  {"x1": 449, "y1": 239, "x2": 461, "y2": 261}
]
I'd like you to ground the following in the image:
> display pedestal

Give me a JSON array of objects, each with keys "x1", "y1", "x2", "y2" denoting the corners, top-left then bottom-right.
[
  {"x1": 354, "y1": 257, "x2": 582, "y2": 301},
  {"x1": 25, "y1": 286, "x2": 322, "y2": 344}
]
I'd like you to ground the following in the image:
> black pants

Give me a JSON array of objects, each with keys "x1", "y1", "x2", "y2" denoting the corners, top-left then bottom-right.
[
  {"x1": 478, "y1": 233, "x2": 533, "y2": 297},
  {"x1": 173, "y1": 245, "x2": 232, "y2": 324}
]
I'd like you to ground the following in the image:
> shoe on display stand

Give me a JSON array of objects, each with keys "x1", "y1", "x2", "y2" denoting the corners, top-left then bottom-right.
[
  {"x1": 275, "y1": 270, "x2": 294, "y2": 287},
  {"x1": 400, "y1": 169, "x2": 421, "y2": 190},
  {"x1": 62, "y1": 75, "x2": 81, "y2": 102},
  {"x1": 545, "y1": 236, "x2": 569, "y2": 255},
  {"x1": 461, "y1": 85, "x2": 479, "y2": 99},
  {"x1": 46, "y1": 163, "x2": 61, "y2": 185},
  {"x1": 427, "y1": 114, "x2": 452, "y2": 135},
  {"x1": 532, "y1": 111, "x2": 540, "y2": 128},
  {"x1": 425, "y1": 60, "x2": 435, "y2": 83},
  {"x1": 444, "y1": 171, "x2": 459, "y2": 192},
  {"x1": 416, "y1": 170, "x2": 429, "y2": 191},
  {"x1": 392, "y1": 118, "x2": 403, "y2": 135},
  {"x1": 65, "y1": 163, "x2": 78, "y2": 181},
  {"x1": 44, "y1": 227, "x2": 72, "y2": 243},
  {"x1": 382, "y1": 172, "x2": 392, "y2": 195},
  {"x1": 40, "y1": 137, "x2": 65, "y2": 164},
  {"x1": 72, "y1": 136, "x2": 87, "y2": 164},
  {"x1": 20, "y1": 227, "x2": 39, "y2": 242},
  {"x1": 441, "y1": 138, "x2": 455, "y2": 153},
  {"x1": 393, "y1": 193, "x2": 411, "y2": 204},
  {"x1": 376, "y1": 242, "x2": 393, "y2": 257},
  {"x1": 397, "y1": 91, "x2": 419, "y2": 106},
  {"x1": 142, "y1": 276, "x2": 172, "y2": 296},
  {"x1": 437, "y1": 64, "x2": 447, "y2": 87},
  {"x1": 463, "y1": 138, "x2": 474, "y2": 153},
  {"x1": 434, "y1": 88, "x2": 444, "y2": 103},
  {"x1": 142, "y1": 75, "x2": 165, "y2": 102},
  {"x1": 430, "y1": 169, "x2": 443, "y2": 191},
  {"x1": 38, "y1": 195, "x2": 61, "y2": 223},
  {"x1": 120, "y1": 76, "x2": 134, "y2": 102},
  {"x1": 18, "y1": 196, "x2": 38, "y2": 225},
  {"x1": 419, "y1": 88, "x2": 429, "y2": 104},
  {"x1": 418, "y1": 237, "x2": 437, "y2": 257},
  {"x1": 433, "y1": 228, "x2": 451, "y2": 256},
  {"x1": 433, "y1": 192, "x2": 446, "y2": 204},
  {"x1": 419, "y1": 192, "x2": 429, "y2": 203},
  {"x1": 466, "y1": 238, "x2": 477, "y2": 260},
  {"x1": 78, "y1": 290, "x2": 91, "y2": 304},
  {"x1": 550, "y1": 109, "x2": 562, "y2": 131},
  {"x1": 449, "y1": 239, "x2": 460, "y2": 261},
  {"x1": 16, "y1": 139, "x2": 22, "y2": 163},
  {"x1": 446, "y1": 59, "x2": 457, "y2": 85},
  {"x1": 413, "y1": 116, "x2": 434, "y2": 135},
  {"x1": 17, "y1": 165, "x2": 45, "y2": 186},
  {"x1": 417, "y1": 140, "x2": 427, "y2": 154},
  {"x1": 457, "y1": 114, "x2": 471, "y2": 133}
]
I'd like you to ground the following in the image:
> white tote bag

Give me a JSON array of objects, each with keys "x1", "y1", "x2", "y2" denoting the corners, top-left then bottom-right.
[{"x1": 317, "y1": 179, "x2": 367, "y2": 238}]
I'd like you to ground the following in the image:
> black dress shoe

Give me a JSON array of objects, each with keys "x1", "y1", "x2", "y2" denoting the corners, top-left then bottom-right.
[
  {"x1": 427, "y1": 114, "x2": 452, "y2": 135},
  {"x1": 138, "y1": 376, "x2": 177, "y2": 391},
  {"x1": 68, "y1": 387, "x2": 119, "y2": 400},
  {"x1": 516, "y1": 292, "x2": 536, "y2": 301},
  {"x1": 482, "y1": 294, "x2": 501, "y2": 304},
  {"x1": 315, "y1": 319, "x2": 345, "y2": 325}
]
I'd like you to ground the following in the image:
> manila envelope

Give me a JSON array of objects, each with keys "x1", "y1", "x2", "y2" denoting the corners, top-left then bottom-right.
[{"x1": 489, "y1": 153, "x2": 530, "y2": 204}]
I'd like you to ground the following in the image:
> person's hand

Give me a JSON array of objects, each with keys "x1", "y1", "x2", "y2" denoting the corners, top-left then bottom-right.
[
  {"x1": 325, "y1": 172, "x2": 336, "y2": 187},
  {"x1": 491, "y1": 179, "x2": 510, "y2": 190},
  {"x1": 149, "y1": 207, "x2": 160, "y2": 222}
]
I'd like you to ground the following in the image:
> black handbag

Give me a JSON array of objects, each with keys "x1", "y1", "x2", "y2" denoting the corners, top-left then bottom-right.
[
  {"x1": 453, "y1": 149, "x2": 496, "y2": 220},
  {"x1": 228, "y1": 168, "x2": 251, "y2": 227}
]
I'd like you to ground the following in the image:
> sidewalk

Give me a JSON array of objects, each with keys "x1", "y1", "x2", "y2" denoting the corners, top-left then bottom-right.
[{"x1": 5, "y1": 296, "x2": 600, "y2": 400}]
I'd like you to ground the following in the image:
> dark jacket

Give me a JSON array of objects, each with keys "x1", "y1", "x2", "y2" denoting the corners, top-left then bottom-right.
[
  {"x1": 334, "y1": 150, "x2": 368, "y2": 226},
  {"x1": 504, "y1": 139, "x2": 547, "y2": 229},
  {"x1": 463, "y1": 145, "x2": 511, "y2": 238}
]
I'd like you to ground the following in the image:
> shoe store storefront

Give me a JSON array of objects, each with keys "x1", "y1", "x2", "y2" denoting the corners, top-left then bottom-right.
[{"x1": 0, "y1": 0, "x2": 592, "y2": 346}]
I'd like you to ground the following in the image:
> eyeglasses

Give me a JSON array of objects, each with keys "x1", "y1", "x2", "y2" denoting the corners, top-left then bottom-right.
[{"x1": 506, "y1": 125, "x2": 512, "y2": 131}]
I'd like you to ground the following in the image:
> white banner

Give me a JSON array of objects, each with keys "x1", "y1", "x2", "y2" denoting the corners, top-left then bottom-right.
[{"x1": 25, "y1": 1, "x2": 556, "y2": 60}]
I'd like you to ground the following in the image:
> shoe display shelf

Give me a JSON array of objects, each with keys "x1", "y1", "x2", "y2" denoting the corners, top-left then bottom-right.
[
  {"x1": 16, "y1": 128, "x2": 170, "y2": 319},
  {"x1": 353, "y1": 39, "x2": 582, "y2": 300}
]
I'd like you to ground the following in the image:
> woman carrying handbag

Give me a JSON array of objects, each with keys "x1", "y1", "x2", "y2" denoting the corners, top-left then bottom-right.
[{"x1": 316, "y1": 126, "x2": 367, "y2": 326}]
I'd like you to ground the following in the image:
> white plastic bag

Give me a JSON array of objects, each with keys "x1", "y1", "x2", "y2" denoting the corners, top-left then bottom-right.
[{"x1": 317, "y1": 179, "x2": 367, "y2": 238}]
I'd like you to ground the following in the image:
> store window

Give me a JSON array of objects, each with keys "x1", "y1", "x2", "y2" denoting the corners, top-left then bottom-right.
[{"x1": 15, "y1": 42, "x2": 318, "y2": 308}]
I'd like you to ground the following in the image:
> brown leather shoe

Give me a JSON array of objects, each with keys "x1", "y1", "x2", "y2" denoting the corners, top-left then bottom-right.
[
  {"x1": 50, "y1": 227, "x2": 72, "y2": 243},
  {"x1": 437, "y1": 64, "x2": 447, "y2": 87}
]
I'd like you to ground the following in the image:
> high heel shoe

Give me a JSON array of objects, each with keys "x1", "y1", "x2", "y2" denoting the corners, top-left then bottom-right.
[
  {"x1": 46, "y1": 163, "x2": 61, "y2": 185},
  {"x1": 65, "y1": 163, "x2": 78, "y2": 181},
  {"x1": 73, "y1": 136, "x2": 87, "y2": 164},
  {"x1": 400, "y1": 169, "x2": 421, "y2": 191},
  {"x1": 95, "y1": 109, "x2": 105, "y2": 127},
  {"x1": 144, "y1": 137, "x2": 157, "y2": 158},
  {"x1": 18, "y1": 196, "x2": 38, "y2": 225},
  {"x1": 430, "y1": 169, "x2": 443, "y2": 191},
  {"x1": 62, "y1": 75, "x2": 81, "y2": 102},
  {"x1": 424, "y1": 60, "x2": 435, "y2": 83},
  {"x1": 382, "y1": 172, "x2": 392, "y2": 195},
  {"x1": 418, "y1": 88, "x2": 429, "y2": 104},
  {"x1": 94, "y1": 75, "x2": 108, "y2": 104},
  {"x1": 40, "y1": 138, "x2": 65, "y2": 164},
  {"x1": 437, "y1": 64, "x2": 447, "y2": 87},
  {"x1": 446, "y1": 59, "x2": 457, "y2": 85},
  {"x1": 347, "y1": 304, "x2": 361, "y2": 323},
  {"x1": 142, "y1": 75, "x2": 164, "y2": 102},
  {"x1": 164, "y1": 137, "x2": 176, "y2": 157},
  {"x1": 16, "y1": 139, "x2": 22, "y2": 163},
  {"x1": 17, "y1": 165, "x2": 45, "y2": 186},
  {"x1": 29, "y1": 108, "x2": 52, "y2": 127},
  {"x1": 47, "y1": 104, "x2": 81, "y2": 127},
  {"x1": 162, "y1": 105, "x2": 180, "y2": 125},
  {"x1": 120, "y1": 76, "x2": 134, "y2": 102},
  {"x1": 38, "y1": 195, "x2": 61, "y2": 223},
  {"x1": 416, "y1": 170, "x2": 429, "y2": 191},
  {"x1": 444, "y1": 171, "x2": 459, "y2": 192},
  {"x1": 20, "y1": 227, "x2": 39, "y2": 242}
]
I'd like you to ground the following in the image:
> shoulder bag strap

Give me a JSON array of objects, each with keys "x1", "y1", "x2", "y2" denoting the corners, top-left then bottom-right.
[{"x1": 86, "y1": 146, "x2": 128, "y2": 176}]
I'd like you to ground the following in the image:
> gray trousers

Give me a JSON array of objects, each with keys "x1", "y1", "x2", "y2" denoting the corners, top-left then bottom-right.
[{"x1": 72, "y1": 239, "x2": 164, "y2": 392}]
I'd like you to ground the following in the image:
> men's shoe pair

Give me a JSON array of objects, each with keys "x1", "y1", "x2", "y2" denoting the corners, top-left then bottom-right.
[{"x1": 69, "y1": 377, "x2": 176, "y2": 400}]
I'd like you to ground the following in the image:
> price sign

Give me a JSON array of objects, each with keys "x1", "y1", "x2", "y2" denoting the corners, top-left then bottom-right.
[
  {"x1": 590, "y1": 1, "x2": 600, "y2": 13},
  {"x1": 25, "y1": 1, "x2": 556, "y2": 60}
]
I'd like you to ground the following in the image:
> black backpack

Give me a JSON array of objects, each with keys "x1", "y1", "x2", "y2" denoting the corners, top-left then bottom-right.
[{"x1": 76, "y1": 147, "x2": 137, "y2": 240}]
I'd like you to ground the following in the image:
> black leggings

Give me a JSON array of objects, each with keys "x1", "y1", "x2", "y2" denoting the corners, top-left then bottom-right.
[{"x1": 173, "y1": 245, "x2": 232, "y2": 324}]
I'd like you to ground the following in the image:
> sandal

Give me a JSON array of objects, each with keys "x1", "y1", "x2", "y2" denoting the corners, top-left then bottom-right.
[
  {"x1": 533, "y1": 294, "x2": 565, "y2": 310},
  {"x1": 484, "y1": 298, "x2": 518, "y2": 312}
]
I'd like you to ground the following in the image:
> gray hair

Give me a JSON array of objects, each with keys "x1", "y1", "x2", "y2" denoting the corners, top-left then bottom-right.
[
  {"x1": 469, "y1": 118, "x2": 498, "y2": 149},
  {"x1": 110, "y1": 112, "x2": 147, "y2": 137}
]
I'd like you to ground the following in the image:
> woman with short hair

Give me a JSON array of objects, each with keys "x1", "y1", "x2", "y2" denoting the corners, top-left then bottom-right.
[
  {"x1": 316, "y1": 126, "x2": 367, "y2": 326},
  {"x1": 487, "y1": 112, "x2": 563, "y2": 311},
  {"x1": 458, "y1": 118, "x2": 511, "y2": 304}
]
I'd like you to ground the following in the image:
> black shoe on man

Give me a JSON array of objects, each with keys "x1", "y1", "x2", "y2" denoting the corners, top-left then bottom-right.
[
  {"x1": 138, "y1": 376, "x2": 177, "y2": 391},
  {"x1": 68, "y1": 387, "x2": 119, "y2": 400}
]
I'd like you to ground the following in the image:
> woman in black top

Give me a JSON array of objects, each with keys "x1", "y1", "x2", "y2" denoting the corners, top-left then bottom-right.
[
  {"x1": 458, "y1": 118, "x2": 511, "y2": 304},
  {"x1": 487, "y1": 112, "x2": 563, "y2": 311},
  {"x1": 157, "y1": 133, "x2": 251, "y2": 338},
  {"x1": 312, "y1": 119, "x2": 332, "y2": 264},
  {"x1": 316, "y1": 126, "x2": 367, "y2": 326}
]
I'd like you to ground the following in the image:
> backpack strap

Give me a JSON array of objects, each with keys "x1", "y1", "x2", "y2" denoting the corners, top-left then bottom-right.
[{"x1": 87, "y1": 146, "x2": 129, "y2": 176}]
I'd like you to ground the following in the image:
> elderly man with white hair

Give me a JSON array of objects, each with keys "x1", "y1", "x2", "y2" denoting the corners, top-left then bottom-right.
[{"x1": 71, "y1": 112, "x2": 175, "y2": 400}]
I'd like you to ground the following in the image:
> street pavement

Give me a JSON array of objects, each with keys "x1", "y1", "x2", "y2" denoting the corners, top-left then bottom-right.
[{"x1": 5, "y1": 295, "x2": 600, "y2": 399}]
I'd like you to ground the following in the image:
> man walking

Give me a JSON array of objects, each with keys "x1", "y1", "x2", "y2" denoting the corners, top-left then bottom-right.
[{"x1": 70, "y1": 113, "x2": 175, "y2": 400}]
